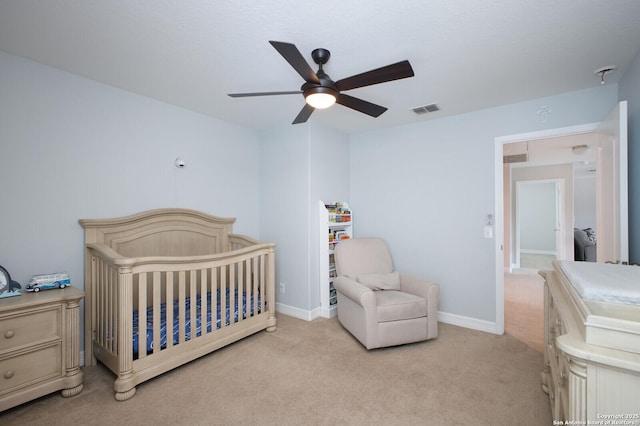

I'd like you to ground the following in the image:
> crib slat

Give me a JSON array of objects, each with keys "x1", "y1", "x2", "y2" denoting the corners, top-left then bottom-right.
[
  {"x1": 230, "y1": 263, "x2": 236, "y2": 325},
  {"x1": 105, "y1": 260, "x2": 110, "y2": 352},
  {"x1": 220, "y1": 266, "x2": 226, "y2": 328},
  {"x1": 107, "y1": 261, "x2": 113, "y2": 353},
  {"x1": 178, "y1": 271, "x2": 186, "y2": 343},
  {"x1": 260, "y1": 253, "x2": 266, "y2": 312},
  {"x1": 239, "y1": 261, "x2": 245, "y2": 322},
  {"x1": 152, "y1": 272, "x2": 161, "y2": 354},
  {"x1": 166, "y1": 272, "x2": 174, "y2": 350},
  {"x1": 252, "y1": 256, "x2": 258, "y2": 317},
  {"x1": 190, "y1": 270, "x2": 197, "y2": 339},
  {"x1": 138, "y1": 273, "x2": 147, "y2": 359},
  {"x1": 253, "y1": 256, "x2": 258, "y2": 314},
  {"x1": 96, "y1": 258, "x2": 103, "y2": 350},
  {"x1": 211, "y1": 267, "x2": 218, "y2": 330},
  {"x1": 200, "y1": 269, "x2": 207, "y2": 336},
  {"x1": 99, "y1": 258, "x2": 113, "y2": 353},
  {"x1": 96, "y1": 259, "x2": 106, "y2": 350},
  {"x1": 244, "y1": 259, "x2": 251, "y2": 318}
]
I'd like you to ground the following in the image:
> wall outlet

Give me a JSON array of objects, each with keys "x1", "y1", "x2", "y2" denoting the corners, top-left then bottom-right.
[{"x1": 279, "y1": 282, "x2": 285, "y2": 294}]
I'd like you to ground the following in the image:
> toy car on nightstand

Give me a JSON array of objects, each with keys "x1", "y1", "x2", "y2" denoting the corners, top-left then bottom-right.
[{"x1": 26, "y1": 272, "x2": 71, "y2": 292}]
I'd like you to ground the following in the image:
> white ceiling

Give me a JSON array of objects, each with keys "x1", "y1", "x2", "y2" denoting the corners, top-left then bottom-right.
[{"x1": 1, "y1": 0, "x2": 640, "y2": 134}]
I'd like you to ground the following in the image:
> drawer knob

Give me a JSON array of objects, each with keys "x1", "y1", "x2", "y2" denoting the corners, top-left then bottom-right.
[
  {"x1": 4, "y1": 330, "x2": 15, "y2": 339},
  {"x1": 4, "y1": 370, "x2": 15, "y2": 379}
]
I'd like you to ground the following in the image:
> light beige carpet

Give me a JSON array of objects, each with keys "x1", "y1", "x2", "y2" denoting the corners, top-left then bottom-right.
[
  {"x1": 1, "y1": 315, "x2": 551, "y2": 425},
  {"x1": 505, "y1": 271, "x2": 545, "y2": 353}
]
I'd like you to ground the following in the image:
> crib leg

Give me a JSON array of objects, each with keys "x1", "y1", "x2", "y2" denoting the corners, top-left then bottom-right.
[
  {"x1": 115, "y1": 387, "x2": 137, "y2": 401},
  {"x1": 266, "y1": 314, "x2": 277, "y2": 332}
]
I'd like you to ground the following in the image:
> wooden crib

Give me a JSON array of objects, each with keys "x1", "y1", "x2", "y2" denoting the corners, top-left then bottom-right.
[{"x1": 80, "y1": 208, "x2": 276, "y2": 401}]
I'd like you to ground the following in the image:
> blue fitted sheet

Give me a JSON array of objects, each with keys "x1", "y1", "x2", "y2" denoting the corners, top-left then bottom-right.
[{"x1": 132, "y1": 289, "x2": 260, "y2": 357}]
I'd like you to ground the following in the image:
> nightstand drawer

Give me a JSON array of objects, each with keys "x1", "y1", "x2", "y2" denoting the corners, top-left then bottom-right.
[
  {"x1": 0, "y1": 344, "x2": 62, "y2": 394},
  {"x1": 0, "y1": 307, "x2": 61, "y2": 352}
]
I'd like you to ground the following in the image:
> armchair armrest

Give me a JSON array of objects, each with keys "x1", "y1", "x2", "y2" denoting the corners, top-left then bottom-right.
[
  {"x1": 400, "y1": 273, "x2": 440, "y2": 338},
  {"x1": 399, "y1": 273, "x2": 439, "y2": 300},
  {"x1": 333, "y1": 276, "x2": 376, "y2": 309}
]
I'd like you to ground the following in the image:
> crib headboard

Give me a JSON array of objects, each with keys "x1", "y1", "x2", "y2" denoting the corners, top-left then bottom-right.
[{"x1": 79, "y1": 208, "x2": 236, "y2": 257}]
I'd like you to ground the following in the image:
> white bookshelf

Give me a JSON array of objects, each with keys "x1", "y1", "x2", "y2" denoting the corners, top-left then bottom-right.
[{"x1": 318, "y1": 200, "x2": 353, "y2": 318}]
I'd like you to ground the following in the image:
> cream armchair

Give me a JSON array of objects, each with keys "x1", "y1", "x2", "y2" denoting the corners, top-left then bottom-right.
[{"x1": 333, "y1": 237, "x2": 439, "y2": 349}]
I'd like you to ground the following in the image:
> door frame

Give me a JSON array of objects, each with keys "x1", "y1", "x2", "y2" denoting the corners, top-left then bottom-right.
[{"x1": 493, "y1": 123, "x2": 597, "y2": 335}]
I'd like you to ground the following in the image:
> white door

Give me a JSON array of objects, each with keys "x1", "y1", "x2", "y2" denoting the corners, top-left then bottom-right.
[{"x1": 595, "y1": 101, "x2": 629, "y2": 263}]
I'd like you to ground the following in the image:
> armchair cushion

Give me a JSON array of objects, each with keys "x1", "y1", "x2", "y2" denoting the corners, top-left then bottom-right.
[
  {"x1": 376, "y1": 291, "x2": 427, "y2": 322},
  {"x1": 357, "y1": 271, "x2": 401, "y2": 291}
]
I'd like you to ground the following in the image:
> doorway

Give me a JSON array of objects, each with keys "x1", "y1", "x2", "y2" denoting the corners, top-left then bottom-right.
[
  {"x1": 493, "y1": 101, "x2": 629, "y2": 339},
  {"x1": 503, "y1": 139, "x2": 580, "y2": 352},
  {"x1": 493, "y1": 123, "x2": 597, "y2": 338},
  {"x1": 515, "y1": 180, "x2": 561, "y2": 271}
]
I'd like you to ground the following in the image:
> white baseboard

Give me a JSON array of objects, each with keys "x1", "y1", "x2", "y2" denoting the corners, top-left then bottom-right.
[
  {"x1": 277, "y1": 303, "x2": 502, "y2": 335},
  {"x1": 275, "y1": 302, "x2": 321, "y2": 321},
  {"x1": 520, "y1": 249, "x2": 557, "y2": 255},
  {"x1": 438, "y1": 311, "x2": 502, "y2": 335}
]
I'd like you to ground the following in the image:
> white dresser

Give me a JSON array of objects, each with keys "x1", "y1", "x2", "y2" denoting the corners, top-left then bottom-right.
[
  {"x1": 540, "y1": 261, "x2": 640, "y2": 423},
  {"x1": 0, "y1": 287, "x2": 84, "y2": 411}
]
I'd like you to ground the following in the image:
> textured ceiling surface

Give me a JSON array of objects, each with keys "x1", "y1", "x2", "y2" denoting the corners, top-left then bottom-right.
[{"x1": 1, "y1": 0, "x2": 640, "y2": 133}]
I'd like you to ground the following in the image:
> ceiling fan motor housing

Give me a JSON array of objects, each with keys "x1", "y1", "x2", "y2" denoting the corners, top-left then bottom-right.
[{"x1": 311, "y1": 48, "x2": 330, "y2": 65}]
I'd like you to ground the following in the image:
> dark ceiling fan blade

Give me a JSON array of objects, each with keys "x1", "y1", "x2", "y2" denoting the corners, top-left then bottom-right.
[
  {"x1": 335, "y1": 60, "x2": 414, "y2": 92},
  {"x1": 269, "y1": 41, "x2": 320, "y2": 84},
  {"x1": 336, "y1": 93, "x2": 387, "y2": 117},
  {"x1": 292, "y1": 104, "x2": 315, "y2": 124},
  {"x1": 228, "y1": 91, "x2": 302, "y2": 98}
]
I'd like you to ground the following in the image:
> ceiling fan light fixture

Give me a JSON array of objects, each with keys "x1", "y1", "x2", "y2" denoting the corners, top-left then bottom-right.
[{"x1": 305, "y1": 87, "x2": 337, "y2": 109}]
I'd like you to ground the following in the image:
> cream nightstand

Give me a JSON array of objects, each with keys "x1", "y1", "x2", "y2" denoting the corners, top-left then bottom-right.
[{"x1": 0, "y1": 287, "x2": 84, "y2": 412}]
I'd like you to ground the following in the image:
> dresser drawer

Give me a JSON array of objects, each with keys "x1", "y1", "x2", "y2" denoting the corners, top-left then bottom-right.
[
  {"x1": 0, "y1": 344, "x2": 62, "y2": 394},
  {"x1": 0, "y1": 307, "x2": 61, "y2": 352}
]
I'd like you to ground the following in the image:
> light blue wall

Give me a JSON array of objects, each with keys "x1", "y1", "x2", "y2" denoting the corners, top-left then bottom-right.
[
  {"x1": 0, "y1": 51, "x2": 261, "y2": 289},
  {"x1": 518, "y1": 182, "x2": 557, "y2": 253},
  {"x1": 619, "y1": 48, "x2": 640, "y2": 263},
  {"x1": 259, "y1": 125, "x2": 311, "y2": 313},
  {"x1": 350, "y1": 85, "x2": 618, "y2": 323},
  {"x1": 259, "y1": 122, "x2": 349, "y2": 316},
  {"x1": 309, "y1": 124, "x2": 350, "y2": 311}
]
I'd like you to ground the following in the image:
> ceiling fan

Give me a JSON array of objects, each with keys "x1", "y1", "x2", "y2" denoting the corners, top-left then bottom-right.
[{"x1": 228, "y1": 41, "x2": 415, "y2": 124}]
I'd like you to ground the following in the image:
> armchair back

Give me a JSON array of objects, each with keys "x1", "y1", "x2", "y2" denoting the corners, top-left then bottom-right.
[{"x1": 335, "y1": 238, "x2": 394, "y2": 279}]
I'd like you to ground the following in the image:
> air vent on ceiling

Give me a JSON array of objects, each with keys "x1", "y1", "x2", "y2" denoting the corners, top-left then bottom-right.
[
  {"x1": 412, "y1": 103, "x2": 440, "y2": 115},
  {"x1": 503, "y1": 154, "x2": 528, "y2": 164}
]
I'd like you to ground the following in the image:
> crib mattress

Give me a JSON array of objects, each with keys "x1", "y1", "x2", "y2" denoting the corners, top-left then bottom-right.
[{"x1": 132, "y1": 289, "x2": 260, "y2": 356}]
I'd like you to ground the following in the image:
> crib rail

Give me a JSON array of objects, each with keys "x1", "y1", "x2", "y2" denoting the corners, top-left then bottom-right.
[
  {"x1": 86, "y1": 241, "x2": 276, "y2": 380},
  {"x1": 229, "y1": 234, "x2": 261, "y2": 251}
]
